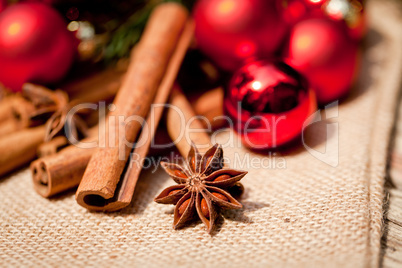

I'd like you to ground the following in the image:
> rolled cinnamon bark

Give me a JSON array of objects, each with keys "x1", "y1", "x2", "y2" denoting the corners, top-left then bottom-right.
[
  {"x1": 76, "y1": 3, "x2": 190, "y2": 211},
  {"x1": 0, "y1": 96, "x2": 36, "y2": 138},
  {"x1": 0, "y1": 95, "x2": 17, "y2": 122},
  {"x1": 63, "y1": 62, "x2": 127, "y2": 101},
  {"x1": 167, "y1": 86, "x2": 212, "y2": 155},
  {"x1": 67, "y1": 69, "x2": 125, "y2": 104},
  {"x1": 37, "y1": 136, "x2": 69, "y2": 157},
  {"x1": 0, "y1": 126, "x2": 46, "y2": 176},
  {"x1": 31, "y1": 137, "x2": 97, "y2": 197},
  {"x1": 189, "y1": 87, "x2": 225, "y2": 130},
  {"x1": 32, "y1": 126, "x2": 99, "y2": 197},
  {"x1": 0, "y1": 120, "x2": 19, "y2": 137}
]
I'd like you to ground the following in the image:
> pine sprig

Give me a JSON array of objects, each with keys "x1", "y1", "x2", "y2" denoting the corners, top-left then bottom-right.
[{"x1": 104, "y1": 0, "x2": 196, "y2": 63}]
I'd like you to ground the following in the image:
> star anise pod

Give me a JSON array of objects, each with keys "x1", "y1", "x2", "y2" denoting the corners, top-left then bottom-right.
[
  {"x1": 44, "y1": 104, "x2": 90, "y2": 142},
  {"x1": 155, "y1": 143, "x2": 248, "y2": 233},
  {"x1": 22, "y1": 83, "x2": 69, "y2": 125}
]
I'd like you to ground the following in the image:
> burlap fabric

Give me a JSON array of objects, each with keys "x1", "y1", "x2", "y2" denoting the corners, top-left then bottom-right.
[{"x1": 1, "y1": 1, "x2": 401, "y2": 267}]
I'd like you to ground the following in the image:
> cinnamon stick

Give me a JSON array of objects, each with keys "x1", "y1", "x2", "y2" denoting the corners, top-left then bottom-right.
[
  {"x1": 31, "y1": 137, "x2": 97, "y2": 197},
  {"x1": 31, "y1": 126, "x2": 99, "y2": 197},
  {"x1": 0, "y1": 95, "x2": 19, "y2": 122},
  {"x1": 0, "y1": 96, "x2": 13, "y2": 122},
  {"x1": 63, "y1": 62, "x2": 127, "y2": 101},
  {"x1": 67, "y1": 68, "x2": 125, "y2": 104},
  {"x1": 76, "y1": 3, "x2": 191, "y2": 211},
  {"x1": 190, "y1": 87, "x2": 225, "y2": 130},
  {"x1": 0, "y1": 126, "x2": 46, "y2": 176},
  {"x1": 37, "y1": 136, "x2": 69, "y2": 157},
  {"x1": 0, "y1": 96, "x2": 36, "y2": 138},
  {"x1": 0, "y1": 119, "x2": 19, "y2": 137},
  {"x1": 167, "y1": 86, "x2": 212, "y2": 155}
]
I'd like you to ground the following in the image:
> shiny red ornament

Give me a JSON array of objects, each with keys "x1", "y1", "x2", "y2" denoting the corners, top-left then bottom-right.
[
  {"x1": 281, "y1": 0, "x2": 325, "y2": 24},
  {"x1": 284, "y1": 18, "x2": 359, "y2": 104},
  {"x1": 224, "y1": 60, "x2": 317, "y2": 149},
  {"x1": 194, "y1": 0, "x2": 288, "y2": 71},
  {"x1": 282, "y1": 0, "x2": 366, "y2": 40},
  {"x1": 0, "y1": 3, "x2": 76, "y2": 92}
]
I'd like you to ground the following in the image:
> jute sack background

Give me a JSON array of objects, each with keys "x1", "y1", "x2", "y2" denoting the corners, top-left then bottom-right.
[{"x1": 0, "y1": 0, "x2": 401, "y2": 267}]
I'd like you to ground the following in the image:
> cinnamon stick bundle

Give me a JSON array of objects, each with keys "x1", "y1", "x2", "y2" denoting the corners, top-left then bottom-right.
[
  {"x1": 31, "y1": 85, "x2": 221, "y2": 198},
  {"x1": 76, "y1": 3, "x2": 191, "y2": 211},
  {"x1": 0, "y1": 87, "x2": 68, "y2": 175},
  {"x1": 0, "y1": 83, "x2": 70, "y2": 139},
  {"x1": 0, "y1": 70, "x2": 123, "y2": 177}
]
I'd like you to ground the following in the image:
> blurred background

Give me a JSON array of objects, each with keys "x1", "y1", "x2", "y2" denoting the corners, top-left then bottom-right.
[{"x1": 0, "y1": 0, "x2": 402, "y2": 266}]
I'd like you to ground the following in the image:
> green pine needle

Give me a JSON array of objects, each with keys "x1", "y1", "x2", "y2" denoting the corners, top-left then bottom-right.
[{"x1": 104, "y1": 0, "x2": 196, "y2": 63}]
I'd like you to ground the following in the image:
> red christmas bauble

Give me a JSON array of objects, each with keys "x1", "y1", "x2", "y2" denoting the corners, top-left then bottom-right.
[
  {"x1": 284, "y1": 18, "x2": 359, "y2": 104},
  {"x1": 194, "y1": 0, "x2": 288, "y2": 71},
  {"x1": 224, "y1": 60, "x2": 317, "y2": 149},
  {"x1": 282, "y1": 0, "x2": 366, "y2": 40},
  {"x1": 282, "y1": 0, "x2": 325, "y2": 24},
  {"x1": 0, "y1": 3, "x2": 76, "y2": 91}
]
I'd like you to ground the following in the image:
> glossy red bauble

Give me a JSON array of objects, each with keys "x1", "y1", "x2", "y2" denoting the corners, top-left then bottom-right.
[
  {"x1": 0, "y1": 3, "x2": 76, "y2": 91},
  {"x1": 224, "y1": 60, "x2": 317, "y2": 149},
  {"x1": 284, "y1": 18, "x2": 359, "y2": 104},
  {"x1": 282, "y1": 0, "x2": 366, "y2": 40},
  {"x1": 194, "y1": 0, "x2": 288, "y2": 71},
  {"x1": 281, "y1": 0, "x2": 326, "y2": 24}
]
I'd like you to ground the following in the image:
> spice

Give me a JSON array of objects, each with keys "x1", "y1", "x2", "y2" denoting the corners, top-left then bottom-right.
[
  {"x1": 154, "y1": 143, "x2": 247, "y2": 233},
  {"x1": 31, "y1": 139, "x2": 96, "y2": 197},
  {"x1": 75, "y1": 3, "x2": 191, "y2": 211},
  {"x1": 167, "y1": 86, "x2": 212, "y2": 156},
  {"x1": 0, "y1": 119, "x2": 20, "y2": 138},
  {"x1": 37, "y1": 136, "x2": 69, "y2": 158},
  {"x1": 0, "y1": 84, "x2": 71, "y2": 175},
  {"x1": 30, "y1": 84, "x2": 222, "y2": 198},
  {"x1": 0, "y1": 95, "x2": 32, "y2": 123},
  {"x1": 63, "y1": 64, "x2": 126, "y2": 103},
  {"x1": 0, "y1": 125, "x2": 47, "y2": 176},
  {"x1": 189, "y1": 87, "x2": 225, "y2": 130},
  {"x1": 44, "y1": 105, "x2": 90, "y2": 142},
  {"x1": 0, "y1": 84, "x2": 69, "y2": 138},
  {"x1": 21, "y1": 83, "x2": 69, "y2": 124},
  {"x1": 0, "y1": 96, "x2": 35, "y2": 138}
]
